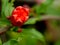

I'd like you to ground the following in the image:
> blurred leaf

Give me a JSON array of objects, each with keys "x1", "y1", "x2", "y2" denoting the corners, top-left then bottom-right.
[
  {"x1": 54, "y1": 40, "x2": 60, "y2": 45},
  {"x1": 46, "y1": 0, "x2": 60, "y2": 16},
  {"x1": 24, "y1": 18, "x2": 38, "y2": 24},
  {"x1": 7, "y1": 28, "x2": 46, "y2": 45},
  {"x1": 1, "y1": 0, "x2": 14, "y2": 19},
  {"x1": 46, "y1": 6, "x2": 60, "y2": 15},
  {"x1": 51, "y1": 0, "x2": 60, "y2": 7},
  {"x1": 3, "y1": 39, "x2": 19, "y2": 45},
  {"x1": 1, "y1": 0, "x2": 8, "y2": 19},
  {"x1": 43, "y1": 0, "x2": 54, "y2": 5},
  {"x1": 0, "y1": 19, "x2": 11, "y2": 26},
  {"x1": 45, "y1": 0, "x2": 60, "y2": 30},
  {"x1": 4, "y1": 3, "x2": 14, "y2": 17},
  {"x1": 0, "y1": 0, "x2": 14, "y2": 27},
  {"x1": 0, "y1": 38, "x2": 2, "y2": 45},
  {"x1": 7, "y1": 31, "x2": 20, "y2": 39},
  {"x1": 31, "y1": 0, "x2": 54, "y2": 17},
  {"x1": 32, "y1": 4, "x2": 47, "y2": 16},
  {"x1": 19, "y1": 28, "x2": 45, "y2": 45}
]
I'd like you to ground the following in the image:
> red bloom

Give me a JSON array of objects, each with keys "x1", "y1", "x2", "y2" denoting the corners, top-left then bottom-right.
[{"x1": 9, "y1": 6, "x2": 29, "y2": 26}]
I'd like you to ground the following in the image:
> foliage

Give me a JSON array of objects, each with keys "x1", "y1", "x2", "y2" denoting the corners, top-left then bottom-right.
[
  {"x1": 4, "y1": 28, "x2": 46, "y2": 45},
  {"x1": 54, "y1": 40, "x2": 60, "y2": 45},
  {"x1": 3, "y1": 39, "x2": 19, "y2": 45},
  {"x1": 0, "y1": 0, "x2": 60, "y2": 45},
  {"x1": 0, "y1": 38, "x2": 2, "y2": 45}
]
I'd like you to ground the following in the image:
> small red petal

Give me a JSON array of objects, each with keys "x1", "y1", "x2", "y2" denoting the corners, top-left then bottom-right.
[{"x1": 17, "y1": 29, "x2": 22, "y2": 33}]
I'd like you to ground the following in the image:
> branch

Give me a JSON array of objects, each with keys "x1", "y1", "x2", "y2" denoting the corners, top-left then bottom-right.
[
  {"x1": 0, "y1": 27, "x2": 8, "y2": 34},
  {"x1": 0, "y1": 26, "x2": 11, "y2": 43},
  {"x1": 40, "y1": 15, "x2": 60, "y2": 21}
]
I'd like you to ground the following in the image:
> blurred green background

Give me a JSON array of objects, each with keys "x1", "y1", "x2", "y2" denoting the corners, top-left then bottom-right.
[{"x1": 0, "y1": 0, "x2": 60, "y2": 45}]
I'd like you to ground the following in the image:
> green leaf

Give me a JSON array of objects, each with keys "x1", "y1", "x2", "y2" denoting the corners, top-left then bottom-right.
[
  {"x1": 24, "y1": 18, "x2": 38, "y2": 24},
  {"x1": 0, "y1": 19, "x2": 11, "y2": 26},
  {"x1": 31, "y1": 0, "x2": 54, "y2": 16},
  {"x1": 7, "y1": 28, "x2": 46, "y2": 45},
  {"x1": 46, "y1": 6, "x2": 60, "y2": 16},
  {"x1": 7, "y1": 31, "x2": 20, "y2": 39},
  {"x1": 0, "y1": 38, "x2": 2, "y2": 45},
  {"x1": 22, "y1": 28, "x2": 43, "y2": 41},
  {"x1": 54, "y1": 40, "x2": 60, "y2": 45},
  {"x1": 18, "y1": 28, "x2": 46, "y2": 45},
  {"x1": 3, "y1": 39, "x2": 19, "y2": 45},
  {"x1": 1, "y1": 0, "x2": 14, "y2": 19},
  {"x1": 43, "y1": 0, "x2": 54, "y2": 5},
  {"x1": 46, "y1": 0, "x2": 60, "y2": 16}
]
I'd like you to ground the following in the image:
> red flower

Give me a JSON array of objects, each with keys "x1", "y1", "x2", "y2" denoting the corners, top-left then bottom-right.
[{"x1": 9, "y1": 6, "x2": 29, "y2": 27}]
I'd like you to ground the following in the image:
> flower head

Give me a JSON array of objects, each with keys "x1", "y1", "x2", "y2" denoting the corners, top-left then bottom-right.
[{"x1": 9, "y1": 6, "x2": 29, "y2": 27}]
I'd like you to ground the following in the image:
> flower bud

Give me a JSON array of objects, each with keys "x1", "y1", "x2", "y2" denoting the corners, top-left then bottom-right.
[{"x1": 9, "y1": 6, "x2": 29, "y2": 27}]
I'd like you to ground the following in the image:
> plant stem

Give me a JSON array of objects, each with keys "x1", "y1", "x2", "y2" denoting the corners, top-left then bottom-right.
[
  {"x1": 0, "y1": 26, "x2": 12, "y2": 44},
  {"x1": 0, "y1": 33, "x2": 7, "y2": 44}
]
